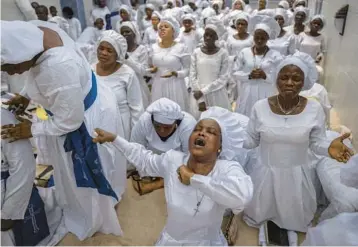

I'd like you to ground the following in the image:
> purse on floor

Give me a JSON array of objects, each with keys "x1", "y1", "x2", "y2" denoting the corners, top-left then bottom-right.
[{"x1": 221, "y1": 210, "x2": 240, "y2": 246}]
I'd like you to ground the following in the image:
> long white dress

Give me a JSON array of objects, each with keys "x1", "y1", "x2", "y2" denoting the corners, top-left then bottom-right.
[
  {"x1": 111, "y1": 136, "x2": 253, "y2": 245},
  {"x1": 130, "y1": 111, "x2": 197, "y2": 154},
  {"x1": 123, "y1": 45, "x2": 151, "y2": 108},
  {"x1": 90, "y1": 6, "x2": 111, "y2": 27},
  {"x1": 233, "y1": 47, "x2": 283, "y2": 116},
  {"x1": 94, "y1": 64, "x2": 144, "y2": 140},
  {"x1": 142, "y1": 26, "x2": 159, "y2": 46},
  {"x1": 177, "y1": 28, "x2": 202, "y2": 53},
  {"x1": 243, "y1": 99, "x2": 331, "y2": 232},
  {"x1": 268, "y1": 32, "x2": 298, "y2": 56},
  {"x1": 150, "y1": 42, "x2": 190, "y2": 111},
  {"x1": 298, "y1": 32, "x2": 326, "y2": 60},
  {"x1": 21, "y1": 24, "x2": 123, "y2": 240},
  {"x1": 189, "y1": 48, "x2": 231, "y2": 110}
]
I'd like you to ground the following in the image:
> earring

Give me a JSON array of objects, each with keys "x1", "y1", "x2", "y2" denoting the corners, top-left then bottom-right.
[{"x1": 217, "y1": 149, "x2": 221, "y2": 153}]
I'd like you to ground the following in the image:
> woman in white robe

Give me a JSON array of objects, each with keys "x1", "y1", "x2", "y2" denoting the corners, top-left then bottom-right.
[
  {"x1": 114, "y1": 5, "x2": 136, "y2": 31},
  {"x1": 139, "y1": 4, "x2": 156, "y2": 34},
  {"x1": 90, "y1": 0, "x2": 111, "y2": 28},
  {"x1": 177, "y1": 14, "x2": 202, "y2": 53},
  {"x1": 1, "y1": 106, "x2": 67, "y2": 246},
  {"x1": 278, "y1": 0, "x2": 293, "y2": 25},
  {"x1": 268, "y1": 8, "x2": 298, "y2": 56},
  {"x1": 94, "y1": 30, "x2": 144, "y2": 140},
  {"x1": 93, "y1": 106, "x2": 254, "y2": 246},
  {"x1": 142, "y1": 11, "x2": 162, "y2": 47},
  {"x1": 242, "y1": 51, "x2": 353, "y2": 246},
  {"x1": 189, "y1": 17, "x2": 231, "y2": 112},
  {"x1": 1, "y1": 21, "x2": 124, "y2": 240},
  {"x1": 298, "y1": 15, "x2": 326, "y2": 67},
  {"x1": 284, "y1": 6, "x2": 309, "y2": 36},
  {"x1": 148, "y1": 16, "x2": 190, "y2": 111},
  {"x1": 131, "y1": 98, "x2": 197, "y2": 154},
  {"x1": 233, "y1": 15, "x2": 283, "y2": 116},
  {"x1": 118, "y1": 21, "x2": 151, "y2": 108}
]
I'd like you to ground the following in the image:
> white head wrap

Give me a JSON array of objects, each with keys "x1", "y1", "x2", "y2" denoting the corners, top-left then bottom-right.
[
  {"x1": 118, "y1": 21, "x2": 141, "y2": 44},
  {"x1": 275, "y1": 7, "x2": 288, "y2": 24},
  {"x1": 200, "y1": 7, "x2": 216, "y2": 27},
  {"x1": 152, "y1": 10, "x2": 162, "y2": 19},
  {"x1": 275, "y1": 51, "x2": 318, "y2": 91},
  {"x1": 211, "y1": 0, "x2": 223, "y2": 10},
  {"x1": 160, "y1": 16, "x2": 181, "y2": 38},
  {"x1": 205, "y1": 16, "x2": 226, "y2": 40},
  {"x1": 182, "y1": 13, "x2": 196, "y2": 25},
  {"x1": 119, "y1": 5, "x2": 133, "y2": 19},
  {"x1": 311, "y1": 14, "x2": 326, "y2": 30},
  {"x1": 232, "y1": 0, "x2": 246, "y2": 10},
  {"x1": 294, "y1": 6, "x2": 310, "y2": 23},
  {"x1": 145, "y1": 3, "x2": 156, "y2": 11},
  {"x1": 278, "y1": 0, "x2": 289, "y2": 10},
  {"x1": 98, "y1": 30, "x2": 128, "y2": 62},
  {"x1": 147, "y1": 98, "x2": 184, "y2": 124},
  {"x1": 250, "y1": 15, "x2": 280, "y2": 39},
  {"x1": 181, "y1": 5, "x2": 194, "y2": 14},
  {"x1": 293, "y1": 0, "x2": 307, "y2": 7},
  {"x1": 200, "y1": 107, "x2": 245, "y2": 160},
  {"x1": 233, "y1": 11, "x2": 250, "y2": 25},
  {"x1": 1, "y1": 21, "x2": 44, "y2": 65},
  {"x1": 199, "y1": 0, "x2": 210, "y2": 8}
]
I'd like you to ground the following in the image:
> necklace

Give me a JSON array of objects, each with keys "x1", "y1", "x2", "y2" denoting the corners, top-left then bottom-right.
[
  {"x1": 193, "y1": 190, "x2": 205, "y2": 217},
  {"x1": 252, "y1": 46, "x2": 269, "y2": 69},
  {"x1": 277, "y1": 95, "x2": 301, "y2": 115}
]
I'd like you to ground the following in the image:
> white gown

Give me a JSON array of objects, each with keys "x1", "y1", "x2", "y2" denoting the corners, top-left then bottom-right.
[
  {"x1": 111, "y1": 136, "x2": 253, "y2": 245},
  {"x1": 67, "y1": 17, "x2": 82, "y2": 41},
  {"x1": 124, "y1": 45, "x2": 151, "y2": 108},
  {"x1": 268, "y1": 32, "x2": 298, "y2": 56},
  {"x1": 243, "y1": 99, "x2": 331, "y2": 232},
  {"x1": 94, "y1": 64, "x2": 144, "y2": 140},
  {"x1": 189, "y1": 48, "x2": 231, "y2": 110},
  {"x1": 130, "y1": 111, "x2": 197, "y2": 154},
  {"x1": 150, "y1": 42, "x2": 190, "y2": 111},
  {"x1": 90, "y1": 6, "x2": 111, "y2": 27},
  {"x1": 21, "y1": 24, "x2": 123, "y2": 240},
  {"x1": 298, "y1": 32, "x2": 326, "y2": 60},
  {"x1": 233, "y1": 47, "x2": 283, "y2": 116},
  {"x1": 177, "y1": 28, "x2": 202, "y2": 53},
  {"x1": 142, "y1": 26, "x2": 159, "y2": 46}
]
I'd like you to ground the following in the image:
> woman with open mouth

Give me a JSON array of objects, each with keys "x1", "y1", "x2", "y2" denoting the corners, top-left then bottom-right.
[{"x1": 93, "y1": 106, "x2": 253, "y2": 245}]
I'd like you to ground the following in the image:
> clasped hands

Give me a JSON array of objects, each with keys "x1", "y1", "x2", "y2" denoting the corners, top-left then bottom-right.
[
  {"x1": 249, "y1": 68, "x2": 267, "y2": 80},
  {"x1": 149, "y1": 66, "x2": 178, "y2": 78}
]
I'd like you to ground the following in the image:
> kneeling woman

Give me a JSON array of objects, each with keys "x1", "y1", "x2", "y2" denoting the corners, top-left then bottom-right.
[
  {"x1": 94, "y1": 107, "x2": 253, "y2": 246},
  {"x1": 242, "y1": 51, "x2": 353, "y2": 246}
]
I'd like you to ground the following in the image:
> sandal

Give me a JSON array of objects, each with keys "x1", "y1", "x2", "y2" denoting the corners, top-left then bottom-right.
[{"x1": 127, "y1": 170, "x2": 164, "y2": 195}]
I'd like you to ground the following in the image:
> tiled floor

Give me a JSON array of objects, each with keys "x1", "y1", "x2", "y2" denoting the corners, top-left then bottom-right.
[{"x1": 57, "y1": 179, "x2": 306, "y2": 246}]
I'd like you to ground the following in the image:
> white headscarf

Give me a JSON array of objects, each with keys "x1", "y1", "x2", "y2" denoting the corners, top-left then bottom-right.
[
  {"x1": 145, "y1": 3, "x2": 156, "y2": 11},
  {"x1": 152, "y1": 10, "x2": 163, "y2": 19},
  {"x1": 294, "y1": 6, "x2": 310, "y2": 23},
  {"x1": 275, "y1": 51, "x2": 318, "y2": 91},
  {"x1": 181, "y1": 5, "x2": 194, "y2": 14},
  {"x1": 1, "y1": 21, "x2": 44, "y2": 65},
  {"x1": 311, "y1": 14, "x2": 326, "y2": 30},
  {"x1": 275, "y1": 7, "x2": 288, "y2": 25},
  {"x1": 199, "y1": 0, "x2": 210, "y2": 9},
  {"x1": 232, "y1": 0, "x2": 246, "y2": 10},
  {"x1": 211, "y1": 0, "x2": 223, "y2": 10},
  {"x1": 205, "y1": 16, "x2": 226, "y2": 40},
  {"x1": 118, "y1": 21, "x2": 141, "y2": 44},
  {"x1": 159, "y1": 16, "x2": 181, "y2": 38},
  {"x1": 233, "y1": 11, "x2": 250, "y2": 25},
  {"x1": 119, "y1": 5, "x2": 133, "y2": 20},
  {"x1": 200, "y1": 107, "x2": 245, "y2": 160},
  {"x1": 293, "y1": 0, "x2": 307, "y2": 7},
  {"x1": 147, "y1": 98, "x2": 184, "y2": 124},
  {"x1": 278, "y1": 0, "x2": 289, "y2": 10},
  {"x1": 250, "y1": 15, "x2": 280, "y2": 39},
  {"x1": 98, "y1": 30, "x2": 128, "y2": 62},
  {"x1": 182, "y1": 13, "x2": 196, "y2": 26}
]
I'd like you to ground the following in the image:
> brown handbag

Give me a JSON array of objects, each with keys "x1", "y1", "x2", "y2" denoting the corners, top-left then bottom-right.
[{"x1": 222, "y1": 211, "x2": 240, "y2": 246}]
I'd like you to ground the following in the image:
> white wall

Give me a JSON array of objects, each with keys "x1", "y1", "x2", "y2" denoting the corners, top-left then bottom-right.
[{"x1": 321, "y1": 0, "x2": 358, "y2": 147}]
